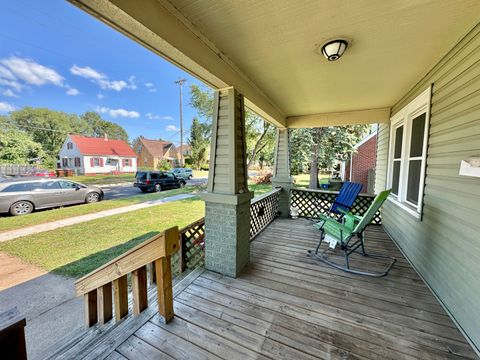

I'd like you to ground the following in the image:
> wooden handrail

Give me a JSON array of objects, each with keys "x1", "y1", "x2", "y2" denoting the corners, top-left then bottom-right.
[
  {"x1": 0, "y1": 307, "x2": 27, "y2": 360},
  {"x1": 75, "y1": 226, "x2": 180, "y2": 328}
]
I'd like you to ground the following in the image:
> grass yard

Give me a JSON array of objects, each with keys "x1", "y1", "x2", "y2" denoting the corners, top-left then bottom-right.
[
  {"x1": 0, "y1": 197, "x2": 205, "y2": 278},
  {"x1": 0, "y1": 186, "x2": 205, "y2": 232},
  {"x1": 293, "y1": 173, "x2": 330, "y2": 188}
]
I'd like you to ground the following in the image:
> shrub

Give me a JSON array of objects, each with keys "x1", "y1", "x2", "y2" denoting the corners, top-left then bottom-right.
[{"x1": 252, "y1": 171, "x2": 273, "y2": 184}]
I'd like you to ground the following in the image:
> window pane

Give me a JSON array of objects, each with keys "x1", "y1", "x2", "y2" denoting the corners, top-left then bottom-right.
[
  {"x1": 31, "y1": 181, "x2": 60, "y2": 190},
  {"x1": 394, "y1": 126, "x2": 403, "y2": 159},
  {"x1": 407, "y1": 160, "x2": 422, "y2": 205},
  {"x1": 410, "y1": 113, "x2": 426, "y2": 157},
  {"x1": 3, "y1": 183, "x2": 30, "y2": 192},
  {"x1": 392, "y1": 161, "x2": 401, "y2": 195}
]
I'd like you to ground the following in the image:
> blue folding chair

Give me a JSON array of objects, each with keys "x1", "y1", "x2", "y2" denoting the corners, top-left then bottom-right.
[
  {"x1": 330, "y1": 182, "x2": 363, "y2": 217},
  {"x1": 313, "y1": 182, "x2": 363, "y2": 221}
]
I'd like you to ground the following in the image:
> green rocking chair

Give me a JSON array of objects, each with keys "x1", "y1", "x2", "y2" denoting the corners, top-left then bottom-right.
[{"x1": 308, "y1": 189, "x2": 396, "y2": 277}]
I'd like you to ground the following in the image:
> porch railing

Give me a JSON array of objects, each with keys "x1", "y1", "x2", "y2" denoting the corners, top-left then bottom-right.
[
  {"x1": 250, "y1": 187, "x2": 282, "y2": 239},
  {"x1": 290, "y1": 188, "x2": 382, "y2": 225},
  {"x1": 75, "y1": 227, "x2": 179, "y2": 327}
]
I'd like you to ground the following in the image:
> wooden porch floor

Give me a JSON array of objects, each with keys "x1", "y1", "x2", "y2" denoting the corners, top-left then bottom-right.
[{"x1": 52, "y1": 218, "x2": 478, "y2": 360}]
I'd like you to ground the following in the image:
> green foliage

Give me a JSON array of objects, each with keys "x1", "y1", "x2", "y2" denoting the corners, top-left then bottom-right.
[
  {"x1": 189, "y1": 86, "x2": 275, "y2": 169},
  {"x1": 289, "y1": 129, "x2": 314, "y2": 174},
  {"x1": 157, "y1": 159, "x2": 172, "y2": 171},
  {"x1": 1, "y1": 107, "x2": 129, "y2": 168},
  {"x1": 0, "y1": 128, "x2": 45, "y2": 164},
  {"x1": 188, "y1": 118, "x2": 210, "y2": 170}
]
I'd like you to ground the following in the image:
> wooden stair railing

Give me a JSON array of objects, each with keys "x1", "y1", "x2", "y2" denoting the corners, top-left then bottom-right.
[{"x1": 75, "y1": 227, "x2": 179, "y2": 328}]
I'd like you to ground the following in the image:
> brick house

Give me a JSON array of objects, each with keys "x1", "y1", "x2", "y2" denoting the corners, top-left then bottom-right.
[
  {"x1": 344, "y1": 132, "x2": 377, "y2": 194},
  {"x1": 58, "y1": 135, "x2": 137, "y2": 175},
  {"x1": 133, "y1": 137, "x2": 180, "y2": 169}
]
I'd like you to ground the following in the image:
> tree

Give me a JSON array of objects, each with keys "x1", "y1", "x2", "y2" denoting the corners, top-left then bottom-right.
[
  {"x1": 188, "y1": 118, "x2": 210, "y2": 170},
  {"x1": 80, "y1": 112, "x2": 129, "y2": 142},
  {"x1": 0, "y1": 128, "x2": 45, "y2": 164},
  {"x1": 189, "y1": 85, "x2": 276, "y2": 169},
  {"x1": 290, "y1": 125, "x2": 369, "y2": 188}
]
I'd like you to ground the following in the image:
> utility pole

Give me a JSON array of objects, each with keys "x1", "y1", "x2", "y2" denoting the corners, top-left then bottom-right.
[{"x1": 175, "y1": 78, "x2": 187, "y2": 167}]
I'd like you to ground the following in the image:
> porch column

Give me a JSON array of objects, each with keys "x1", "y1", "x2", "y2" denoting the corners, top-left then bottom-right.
[
  {"x1": 272, "y1": 128, "x2": 293, "y2": 217},
  {"x1": 202, "y1": 87, "x2": 253, "y2": 278}
]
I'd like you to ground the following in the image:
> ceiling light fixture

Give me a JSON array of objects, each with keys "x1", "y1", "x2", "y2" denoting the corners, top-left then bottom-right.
[{"x1": 320, "y1": 39, "x2": 348, "y2": 61}]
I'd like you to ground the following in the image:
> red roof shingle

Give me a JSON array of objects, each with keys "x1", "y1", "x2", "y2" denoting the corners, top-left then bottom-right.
[{"x1": 69, "y1": 135, "x2": 136, "y2": 157}]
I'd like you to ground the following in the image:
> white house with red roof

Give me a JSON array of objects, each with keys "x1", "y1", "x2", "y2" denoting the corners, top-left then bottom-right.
[{"x1": 58, "y1": 134, "x2": 137, "y2": 175}]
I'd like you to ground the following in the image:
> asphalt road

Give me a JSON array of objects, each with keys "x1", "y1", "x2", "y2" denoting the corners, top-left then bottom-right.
[{"x1": 102, "y1": 177, "x2": 208, "y2": 200}]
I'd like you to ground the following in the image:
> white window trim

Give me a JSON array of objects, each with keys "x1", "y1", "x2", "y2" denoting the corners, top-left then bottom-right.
[{"x1": 387, "y1": 86, "x2": 431, "y2": 219}]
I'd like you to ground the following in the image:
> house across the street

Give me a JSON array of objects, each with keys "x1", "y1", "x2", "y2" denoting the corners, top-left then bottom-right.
[
  {"x1": 133, "y1": 137, "x2": 179, "y2": 169},
  {"x1": 343, "y1": 131, "x2": 378, "y2": 194},
  {"x1": 58, "y1": 134, "x2": 137, "y2": 175}
]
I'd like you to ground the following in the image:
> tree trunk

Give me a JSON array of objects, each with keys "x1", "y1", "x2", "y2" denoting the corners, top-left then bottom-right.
[
  {"x1": 309, "y1": 128, "x2": 321, "y2": 189},
  {"x1": 247, "y1": 123, "x2": 270, "y2": 169}
]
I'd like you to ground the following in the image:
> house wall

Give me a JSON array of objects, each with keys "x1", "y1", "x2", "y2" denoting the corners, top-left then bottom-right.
[
  {"x1": 133, "y1": 142, "x2": 155, "y2": 169},
  {"x1": 376, "y1": 23, "x2": 480, "y2": 351},
  {"x1": 83, "y1": 156, "x2": 137, "y2": 174},
  {"x1": 58, "y1": 137, "x2": 84, "y2": 174},
  {"x1": 345, "y1": 135, "x2": 377, "y2": 194}
]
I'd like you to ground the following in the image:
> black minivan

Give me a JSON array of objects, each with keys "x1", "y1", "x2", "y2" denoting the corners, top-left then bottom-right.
[{"x1": 134, "y1": 171, "x2": 186, "y2": 193}]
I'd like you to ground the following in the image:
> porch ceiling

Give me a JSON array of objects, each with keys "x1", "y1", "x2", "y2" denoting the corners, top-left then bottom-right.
[{"x1": 70, "y1": 0, "x2": 480, "y2": 127}]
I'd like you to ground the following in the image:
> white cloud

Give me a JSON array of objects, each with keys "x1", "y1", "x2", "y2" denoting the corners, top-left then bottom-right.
[
  {"x1": 0, "y1": 78, "x2": 22, "y2": 92},
  {"x1": 0, "y1": 101, "x2": 16, "y2": 113},
  {"x1": 0, "y1": 56, "x2": 64, "y2": 87},
  {"x1": 161, "y1": 116, "x2": 174, "y2": 121},
  {"x1": 148, "y1": 88, "x2": 157, "y2": 93},
  {"x1": 66, "y1": 87, "x2": 79, "y2": 96},
  {"x1": 145, "y1": 82, "x2": 154, "y2": 88},
  {"x1": 97, "y1": 93, "x2": 105, "y2": 99},
  {"x1": 96, "y1": 106, "x2": 140, "y2": 118},
  {"x1": 165, "y1": 125, "x2": 178, "y2": 132},
  {"x1": 2, "y1": 88, "x2": 18, "y2": 97},
  {"x1": 70, "y1": 65, "x2": 136, "y2": 92}
]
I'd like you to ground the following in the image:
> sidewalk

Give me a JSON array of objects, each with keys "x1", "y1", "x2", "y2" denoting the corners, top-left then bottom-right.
[{"x1": 0, "y1": 193, "x2": 194, "y2": 242}]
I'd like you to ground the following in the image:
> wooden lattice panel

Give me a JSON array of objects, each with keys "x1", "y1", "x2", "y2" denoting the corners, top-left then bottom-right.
[
  {"x1": 250, "y1": 188, "x2": 282, "y2": 239},
  {"x1": 290, "y1": 188, "x2": 382, "y2": 225},
  {"x1": 179, "y1": 218, "x2": 205, "y2": 272}
]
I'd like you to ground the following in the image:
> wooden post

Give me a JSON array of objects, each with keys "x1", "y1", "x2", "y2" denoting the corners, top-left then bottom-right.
[
  {"x1": 97, "y1": 283, "x2": 113, "y2": 324},
  {"x1": 149, "y1": 262, "x2": 157, "y2": 285},
  {"x1": 84, "y1": 290, "x2": 98, "y2": 327},
  {"x1": 0, "y1": 307, "x2": 27, "y2": 360},
  {"x1": 113, "y1": 275, "x2": 128, "y2": 321},
  {"x1": 155, "y1": 256, "x2": 174, "y2": 323},
  {"x1": 132, "y1": 266, "x2": 148, "y2": 315}
]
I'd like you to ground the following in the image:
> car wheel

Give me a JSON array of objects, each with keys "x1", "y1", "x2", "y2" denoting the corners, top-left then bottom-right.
[
  {"x1": 180, "y1": 181, "x2": 186, "y2": 188},
  {"x1": 85, "y1": 192, "x2": 100, "y2": 203},
  {"x1": 188, "y1": 175, "x2": 192, "y2": 179},
  {"x1": 140, "y1": 188, "x2": 149, "y2": 193},
  {"x1": 10, "y1": 201, "x2": 34, "y2": 216},
  {"x1": 154, "y1": 183, "x2": 161, "y2": 192}
]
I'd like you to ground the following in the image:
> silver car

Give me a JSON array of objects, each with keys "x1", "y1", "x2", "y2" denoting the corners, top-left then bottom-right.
[{"x1": 0, "y1": 178, "x2": 104, "y2": 216}]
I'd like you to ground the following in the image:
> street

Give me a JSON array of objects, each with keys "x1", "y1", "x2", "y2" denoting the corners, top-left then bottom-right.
[{"x1": 102, "y1": 177, "x2": 208, "y2": 199}]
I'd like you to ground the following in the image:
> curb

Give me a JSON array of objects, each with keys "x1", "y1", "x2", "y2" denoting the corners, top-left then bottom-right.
[{"x1": 97, "y1": 182, "x2": 133, "y2": 188}]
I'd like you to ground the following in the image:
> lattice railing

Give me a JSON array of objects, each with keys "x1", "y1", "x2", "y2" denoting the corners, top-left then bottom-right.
[
  {"x1": 179, "y1": 218, "x2": 205, "y2": 273},
  {"x1": 290, "y1": 188, "x2": 382, "y2": 225},
  {"x1": 250, "y1": 187, "x2": 282, "y2": 239}
]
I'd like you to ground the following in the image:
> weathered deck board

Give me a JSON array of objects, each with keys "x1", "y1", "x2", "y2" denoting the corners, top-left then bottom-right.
[{"x1": 47, "y1": 219, "x2": 478, "y2": 360}]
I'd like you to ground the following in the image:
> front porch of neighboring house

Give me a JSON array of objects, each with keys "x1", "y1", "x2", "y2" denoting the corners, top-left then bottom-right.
[{"x1": 4, "y1": 1, "x2": 480, "y2": 359}]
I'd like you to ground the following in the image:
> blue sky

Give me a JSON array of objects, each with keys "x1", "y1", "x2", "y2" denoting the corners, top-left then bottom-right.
[{"x1": 0, "y1": 0, "x2": 207, "y2": 144}]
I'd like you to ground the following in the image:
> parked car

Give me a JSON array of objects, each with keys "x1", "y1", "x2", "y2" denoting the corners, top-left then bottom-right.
[
  {"x1": 134, "y1": 171, "x2": 186, "y2": 193},
  {"x1": 169, "y1": 168, "x2": 193, "y2": 180},
  {"x1": 0, "y1": 178, "x2": 104, "y2": 216}
]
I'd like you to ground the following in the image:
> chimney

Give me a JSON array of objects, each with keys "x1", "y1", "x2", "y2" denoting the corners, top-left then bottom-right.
[{"x1": 104, "y1": 133, "x2": 108, "y2": 141}]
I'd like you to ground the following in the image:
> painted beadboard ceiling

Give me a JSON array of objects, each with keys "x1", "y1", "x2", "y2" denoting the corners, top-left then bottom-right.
[{"x1": 166, "y1": 0, "x2": 480, "y2": 116}]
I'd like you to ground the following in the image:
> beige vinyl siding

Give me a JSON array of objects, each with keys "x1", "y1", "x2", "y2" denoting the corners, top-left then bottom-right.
[
  {"x1": 379, "y1": 22, "x2": 480, "y2": 351},
  {"x1": 374, "y1": 123, "x2": 390, "y2": 194}
]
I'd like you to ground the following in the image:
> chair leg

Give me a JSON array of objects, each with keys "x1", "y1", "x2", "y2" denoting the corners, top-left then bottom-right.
[{"x1": 315, "y1": 230, "x2": 325, "y2": 255}]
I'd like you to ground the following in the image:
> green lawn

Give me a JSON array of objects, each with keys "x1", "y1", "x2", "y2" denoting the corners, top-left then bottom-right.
[
  {"x1": 0, "y1": 186, "x2": 205, "y2": 232},
  {"x1": 0, "y1": 198, "x2": 205, "y2": 278},
  {"x1": 293, "y1": 173, "x2": 329, "y2": 188}
]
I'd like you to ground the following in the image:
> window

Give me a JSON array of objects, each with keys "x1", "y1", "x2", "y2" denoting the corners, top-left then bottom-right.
[
  {"x1": 122, "y1": 158, "x2": 131, "y2": 167},
  {"x1": 62, "y1": 158, "x2": 68, "y2": 167},
  {"x1": 31, "y1": 181, "x2": 60, "y2": 191},
  {"x1": 58, "y1": 180, "x2": 80, "y2": 189},
  {"x1": 67, "y1": 142, "x2": 73, "y2": 149},
  {"x1": 74, "y1": 157, "x2": 81, "y2": 167},
  {"x1": 90, "y1": 158, "x2": 103, "y2": 167},
  {"x1": 387, "y1": 87, "x2": 431, "y2": 218},
  {"x1": 2, "y1": 183, "x2": 30, "y2": 192}
]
